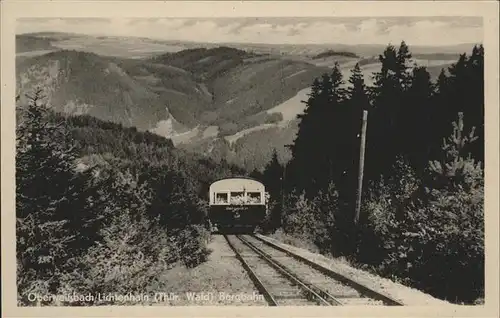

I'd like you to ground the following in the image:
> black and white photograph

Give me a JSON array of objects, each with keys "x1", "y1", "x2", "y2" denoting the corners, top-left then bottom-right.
[{"x1": 2, "y1": 1, "x2": 499, "y2": 316}]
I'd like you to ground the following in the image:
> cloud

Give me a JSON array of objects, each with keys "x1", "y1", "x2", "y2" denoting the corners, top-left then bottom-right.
[
  {"x1": 17, "y1": 17, "x2": 483, "y2": 46},
  {"x1": 382, "y1": 19, "x2": 482, "y2": 46}
]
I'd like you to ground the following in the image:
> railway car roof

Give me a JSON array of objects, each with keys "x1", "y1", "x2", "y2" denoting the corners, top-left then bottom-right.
[
  {"x1": 209, "y1": 177, "x2": 265, "y2": 192},
  {"x1": 209, "y1": 176, "x2": 262, "y2": 184}
]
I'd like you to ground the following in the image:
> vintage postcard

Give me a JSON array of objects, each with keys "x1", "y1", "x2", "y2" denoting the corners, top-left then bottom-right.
[{"x1": 1, "y1": 1, "x2": 499, "y2": 317}]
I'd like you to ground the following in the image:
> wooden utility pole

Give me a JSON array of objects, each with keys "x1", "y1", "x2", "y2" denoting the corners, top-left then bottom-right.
[
  {"x1": 354, "y1": 110, "x2": 368, "y2": 225},
  {"x1": 281, "y1": 162, "x2": 286, "y2": 226}
]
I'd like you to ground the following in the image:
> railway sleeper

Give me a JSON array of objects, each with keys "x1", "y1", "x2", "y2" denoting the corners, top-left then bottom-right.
[
  {"x1": 238, "y1": 235, "x2": 343, "y2": 306},
  {"x1": 252, "y1": 235, "x2": 405, "y2": 306}
]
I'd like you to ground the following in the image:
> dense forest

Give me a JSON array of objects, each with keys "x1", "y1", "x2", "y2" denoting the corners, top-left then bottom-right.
[
  {"x1": 261, "y1": 42, "x2": 484, "y2": 304},
  {"x1": 15, "y1": 90, "x2": 246, "y2": 305},
  {"x1": 312, "y1": 50, "x2": 359, "y2": 59}
]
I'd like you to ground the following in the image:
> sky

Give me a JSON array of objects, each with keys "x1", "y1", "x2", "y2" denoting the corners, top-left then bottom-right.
[{"x1": 17, "y1": 17, "x2": 483, "y2": 46}]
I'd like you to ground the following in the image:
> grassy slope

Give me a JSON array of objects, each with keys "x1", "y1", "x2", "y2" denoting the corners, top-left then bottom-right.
[
  {"x1": 146, "y1": 47, "x2": 335, "y2": 138},
  {"x1": 211, "y1": 58, "x2": 327, "y2": 126}
]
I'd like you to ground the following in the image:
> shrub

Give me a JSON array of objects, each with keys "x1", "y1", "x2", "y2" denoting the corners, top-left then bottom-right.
[
  {"x1": 280, "y1": 183, "x2": 344, "y2": 255},
  {"x1": 404, "y1": 113, "x2": 484, "y2": 301},
  {"x1": 264, "y1": 112, "x2": 284, "y2": 124},
  {"x1": 359, "y1": 113, "x2": 484, "y2": 303},
  {"x1": 58, "y1": 212, "x2": 175, "y2": 305},
  {"x1": 312, "y1": 183, "x2": 340, "y2": 255},
  {"x1": 173, "y1": 225, "x2": 212, "y2": 268},
  {"x1": 260, "y1": 196, "x2": 278, "y2": 234},
  {"x1": 281, "y1": 190, "x2": 317, "y2": 240},
  {"x1": 218, "y1": 122, "x2": 239, "y2": 136},
  {"x1": 357, "y1": 157, "x2": 420, "y2": 270}
]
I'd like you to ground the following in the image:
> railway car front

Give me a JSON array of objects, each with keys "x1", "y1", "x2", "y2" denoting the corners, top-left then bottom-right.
[{"x1": 208, "y1": 177, "x2": 266, "y2": 233}]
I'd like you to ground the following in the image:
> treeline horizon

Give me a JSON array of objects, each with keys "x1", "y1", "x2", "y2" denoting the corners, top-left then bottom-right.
[{"x1": 285, "y1": 41, "x2": 484, "y2": 199}]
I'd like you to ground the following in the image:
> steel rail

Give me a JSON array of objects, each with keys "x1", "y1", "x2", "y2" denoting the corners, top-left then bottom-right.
[
  {"x1": 237, "y1": 235, "x2": 342, "y2": 306},
  {"x1": 223, "y1": 235, "x2": 278, "y2": 306},
  {"x1": 252, "y1": 234, "x2": 405, "y2": 306}
]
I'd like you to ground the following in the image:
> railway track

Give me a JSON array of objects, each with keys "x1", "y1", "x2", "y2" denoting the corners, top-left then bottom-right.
[{"x1": 224, "y1": 234, "x2": 405, "y2": 306}]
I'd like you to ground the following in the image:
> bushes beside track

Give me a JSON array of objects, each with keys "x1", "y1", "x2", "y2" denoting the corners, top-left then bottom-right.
[
  {"x1": 16, "y1": 90, "x2": 218, "y2": 305},
  {"x1": 270, "y1": 115, "x2": 484, "y2": 303}
]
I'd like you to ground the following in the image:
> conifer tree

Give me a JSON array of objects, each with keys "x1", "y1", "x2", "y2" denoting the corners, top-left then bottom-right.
[
  {"x1": 343, "y1": 63, "x2": 371, "y2": 205},
  {"x1": 396, "y1": 41, "x2": 413, "y2": 90},
  {"x1": 401, "y1": 66, "x2": 435, "y2": 170},
  {"x1": 288, "y1": 78, "x2": 322, "y2": 192},
  {"x1": 249, "y1": 168, "x2": 264, "y2": 180},
  {"x1": 436, "y1": 68, "x2": 448, "y2": 93},
  {"x1": 428, "y1": 112, "x2": 482, "y2": 191},
  {"x1": 262, "y1": 149, "x2": 284, "y2": 229},
  {"x1": 289, "y1": 63, "x2": 347, "y2": 196},
  {"x1": 263, "y1": 149, "x2": 284, "y2": 198},
  {"x1": 367, "y1": 42, "x2": 414, "y2": 179},
  {"x1": 464, "y1": 45, "x2": 484, "y2": 162},
  {"x1": 324, "y1": 63, "x2": 347, "y2": 187},
  {"x1": 347, "y1": 63, "x2": 371, "y2": 113},
  {"x1": 16, "y1": 89, "x2": 101, "y2": 299},
  {"x1": 432, "y1": 46, "x2": 484, "y2": 163}
]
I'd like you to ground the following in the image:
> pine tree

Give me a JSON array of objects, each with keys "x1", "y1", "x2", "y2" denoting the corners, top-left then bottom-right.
[
  {"x1": 324, "y1": 63, "x2": 347, "y2": 187},
  {"x1": 347, "y1": 63, "x2": 371, "y2": 112},
  {"x1": 428, "y1": 112, "x2": 482, "y2": 191},
  {"x1": 367, "y1": 42, "x2": 414, "y2": 180},
  {"x1": 432, "y1": 46, "x2": 484, "y2": 163},
  {"x1": 145, "y1": 166, "x2": 204, "y2": 229},
  {"x1": 262, "y1": 149, "x2": 284, "y2": 229},
  {"x1": 288, "y1": 78, "x2": 322, "y2": 192},
  {"x1": 396, "y1": 41, "x2": 413, "y2": 90},
  {"x1": 16, "y1": 89, "x2": 102, "y2": 300},
  {"x1": 249, "y1": 168, "x2": 264, "y2": 180},
  {"x1": 436, "y1": 68, "x2": 448, "y2": 93},
  {"x1": 341, "y1": 63, "x2": 372, "y2": 207},
  {"x1": 330, "y1": 62, "x2": 346, "y2": 101},
  {"x1": 464, "y1": 45, "x2": 484, "y2": 163},
  {"x1": 291, "y1": 63, "x2": 347, "y2": 196},
  {"x1": 401, "y1": 66, "x2": 435, "y2": 170}
]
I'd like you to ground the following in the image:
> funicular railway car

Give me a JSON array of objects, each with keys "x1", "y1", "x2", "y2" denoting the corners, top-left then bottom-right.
[{"x1": 208, "y1": 177, "x2": 266, "y2": 233}]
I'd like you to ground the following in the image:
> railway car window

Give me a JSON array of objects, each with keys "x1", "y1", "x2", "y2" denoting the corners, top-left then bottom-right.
[
  {"x1": 215, "y1": 193, "x2": 228, "y2": 204},
  {"x1": 230, "y1": 192, "x2": 245, "y2": 204},
  {"x1": 247, "y1": 192, "x2": 261, "y2": 204}
]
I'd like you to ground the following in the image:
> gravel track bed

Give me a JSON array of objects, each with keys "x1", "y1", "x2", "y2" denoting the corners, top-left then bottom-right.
[
  {"x1": 227, "y1": 235, "x2": 318, "y2": 306},
  {"x1": 154, "y1": 235, "x2": 267, "y2": 306},
  {"x1": 243, "y1": 235, "x2": 385, "y2": 306},
  {"x1": 257, "y1": 234, "x2": 453, "y2": 306}
]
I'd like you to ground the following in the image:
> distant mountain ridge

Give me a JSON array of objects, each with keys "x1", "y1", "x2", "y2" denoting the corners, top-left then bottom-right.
[{"x1": 17, "y1": 32, "x2": 480, "y2": 57}]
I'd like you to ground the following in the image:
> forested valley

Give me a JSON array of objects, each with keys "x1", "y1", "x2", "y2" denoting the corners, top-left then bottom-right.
[{"x1": 16, "y1": 41, "x2": 484, "y2": 305}]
